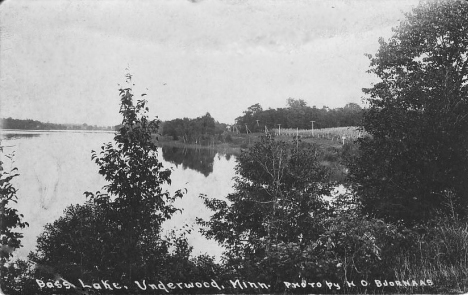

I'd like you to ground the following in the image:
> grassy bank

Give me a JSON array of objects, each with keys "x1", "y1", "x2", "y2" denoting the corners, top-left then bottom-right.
[
  {"x1": 393, "y1": 220, "x2": 468, "y2": 293},
  {"x1": 157, "y1": 131, "x2": 348, "y2": 153}
]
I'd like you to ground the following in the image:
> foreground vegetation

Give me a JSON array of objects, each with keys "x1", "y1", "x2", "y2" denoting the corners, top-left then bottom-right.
[{"x1": 2, "y1": 1, "x2": 468, "y2": 294}]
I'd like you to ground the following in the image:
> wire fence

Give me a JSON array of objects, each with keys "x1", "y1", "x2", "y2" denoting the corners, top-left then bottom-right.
[{"x1": 271, "y1": 126, "x2": 365, "y2": 144}]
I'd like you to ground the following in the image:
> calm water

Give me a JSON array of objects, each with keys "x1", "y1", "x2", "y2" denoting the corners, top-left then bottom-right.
[{"x1": 0, "y1": 130, "x2": 236, "y2": 260}]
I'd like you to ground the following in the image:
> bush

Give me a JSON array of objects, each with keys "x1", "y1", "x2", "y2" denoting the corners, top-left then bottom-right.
[{"x1": 315, "y1": 210, "x2": 468, "y2": 293}]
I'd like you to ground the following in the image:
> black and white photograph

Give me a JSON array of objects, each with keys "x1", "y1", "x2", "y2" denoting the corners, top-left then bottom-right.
[{"x1": 1, "y1": 0, "x2": 467, "y2": 294}]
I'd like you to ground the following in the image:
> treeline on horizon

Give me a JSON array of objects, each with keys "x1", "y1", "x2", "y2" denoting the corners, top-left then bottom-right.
[
  {"x1": 234, "y1": 99, "x2": 363, "y2": 131},
  {"x1": 1, "y1": 117, "x2": 116, "y2": 131},
  {"x1": 161, "y1": 99, "x2": 363, "y2": 143},
  {"x1": 161, "y1": 112, "x2": 228, "y2": 143}
]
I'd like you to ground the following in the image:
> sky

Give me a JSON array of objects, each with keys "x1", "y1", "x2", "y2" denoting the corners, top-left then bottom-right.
[{"x1": 0, "y1": 0, "x2": 421, "y2": 126}]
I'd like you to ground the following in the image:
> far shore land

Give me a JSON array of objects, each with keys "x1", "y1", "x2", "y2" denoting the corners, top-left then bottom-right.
[{"x1": 157, "y1": 131, "x2": 347, "y2": 154}]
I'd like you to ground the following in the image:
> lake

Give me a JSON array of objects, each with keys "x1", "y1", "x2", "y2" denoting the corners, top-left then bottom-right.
[{"x1": 0, "y1": 130, "x2": 236, "y2": 261}]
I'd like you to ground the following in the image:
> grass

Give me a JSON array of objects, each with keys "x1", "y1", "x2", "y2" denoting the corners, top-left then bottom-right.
[
  {"x1": 272, "y1": 126, "x2": 364, "y2": 142},
  {"x1": 393, "y1": 221, "x2": 468, "y2": 293}
]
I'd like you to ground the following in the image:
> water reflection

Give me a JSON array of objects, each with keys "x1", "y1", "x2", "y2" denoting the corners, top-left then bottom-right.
[
  {"x1": 0, "y1": 130, "x2": 114, "y2": 141},
  {"x1": 1, "y1": 133, "x2": 41, "y2": 140},
  {"x1": 0, "y1": 131, "x2": 236, "y2": 260},
  {"x1": 1, "y1": 131, "x2": 113, "y2": 259},
  {"x1": 161, "y1": 146, "x2": 234, "y2": 177}
]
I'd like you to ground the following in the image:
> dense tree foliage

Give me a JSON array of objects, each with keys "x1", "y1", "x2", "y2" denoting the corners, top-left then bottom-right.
[
  {"x1": 234, "y1": 99, "x2": 363, "y2": 133},
  {"x1": 0, "y1": 148, "x2": 29, "y2": 293},
  {"x1": 29, "y1": 201, "x2": 221, "y2": 288},
  {"x1": 350, "y1": 0, "x2": 468, "y2": 225},
  {"x1": 161, "y1": 113, "x2": 227, "y2": 143},
  {"x1": 198, "y1": 136, "x2": 332, "y2": 288}
]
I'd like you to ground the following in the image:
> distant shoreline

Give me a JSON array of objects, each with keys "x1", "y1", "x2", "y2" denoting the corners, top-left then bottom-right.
[{"x1": 0, "y1": 129, "x2": 115, "y2": 134}]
